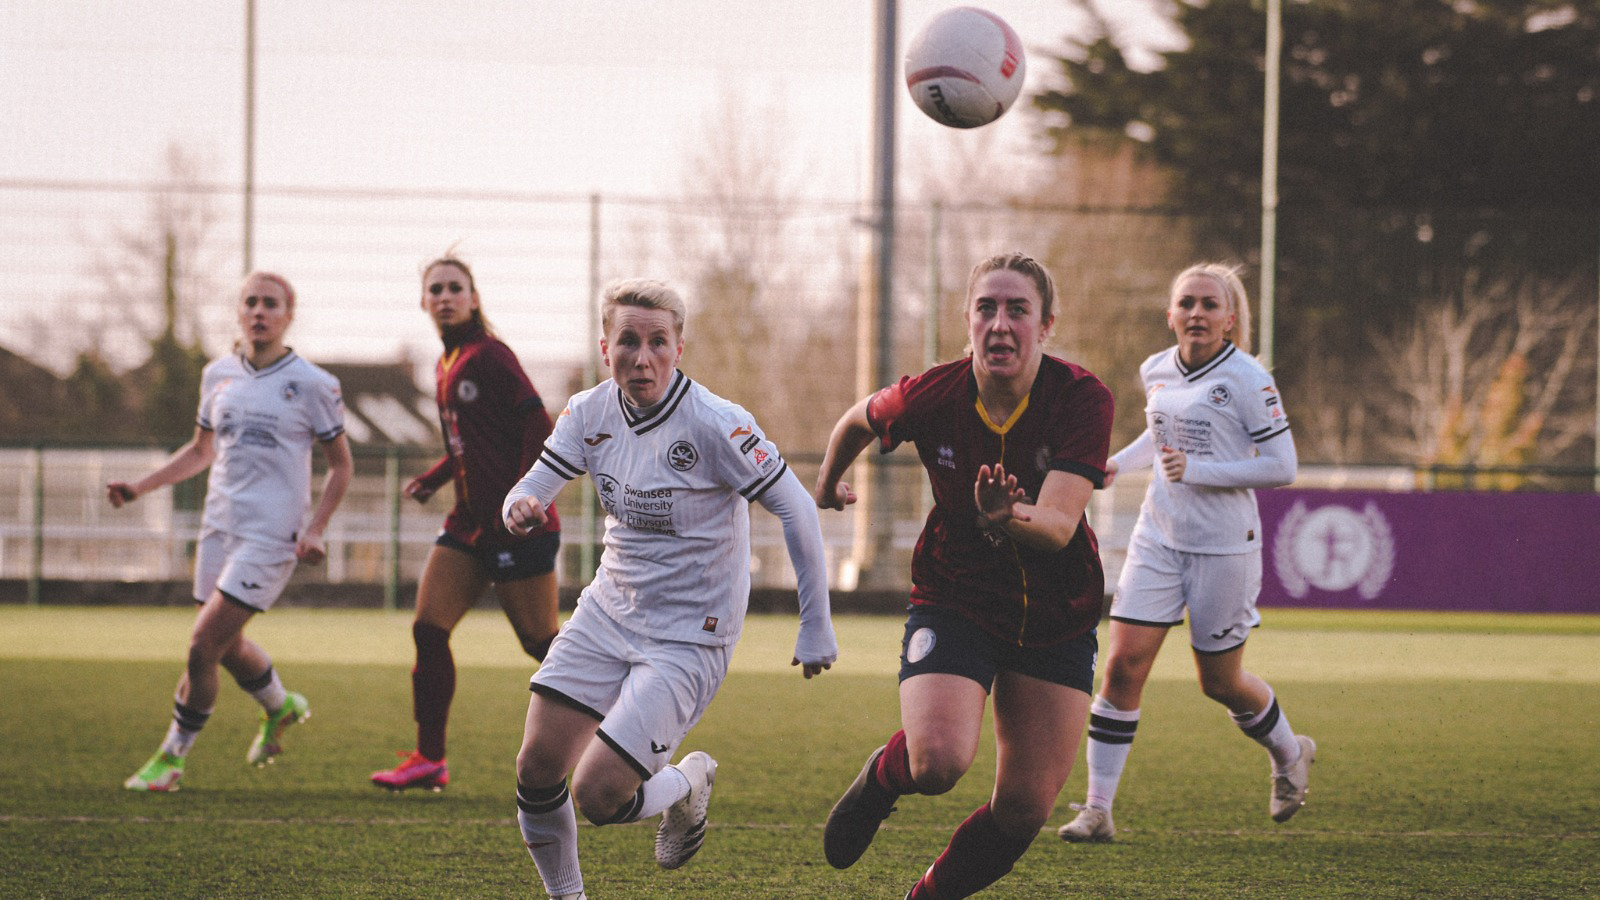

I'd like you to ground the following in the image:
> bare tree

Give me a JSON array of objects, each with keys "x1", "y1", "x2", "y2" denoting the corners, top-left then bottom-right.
[
  {"x1": 613, "y1": 86, "x2": 859, "y2": 456},
  {"x1": 1369, "y1": 271, "x2": 1597, "y2": 487},
  {"x1": 71, "y1": 142, "x2": 230, "y2": 370}
]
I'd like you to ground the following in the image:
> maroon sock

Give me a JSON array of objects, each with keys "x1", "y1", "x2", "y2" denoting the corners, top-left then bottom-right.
[
  {"x1": 916, "y1": 803, "x2": 1035, "y2": 900},
  {"x1": 411, "y1": 622, "x2": 454, "y2": 761},
  {"x1": 875, "y1": 729, "x2": 917, "y2": 795}
]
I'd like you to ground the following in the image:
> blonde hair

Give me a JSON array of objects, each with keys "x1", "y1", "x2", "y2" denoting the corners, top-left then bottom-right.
[
  {"x1": 1171, "y1": 262, "x2": 1252, "y2": 353},
  {"x1": 241, "y1": 270, "x2": 295, "y2": 310},
  {"x1": 967, "y1": 251, "x2": 1057, "y2": 323},
  {"x1": 601, "y1": 278, "x2": 687, "y2": 337}
]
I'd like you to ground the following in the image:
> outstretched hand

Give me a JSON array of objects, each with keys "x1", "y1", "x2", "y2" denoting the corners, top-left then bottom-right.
[
  {"x1": 403, "y1": 476, "x2": 437, "y2": 504},
  {"x1": 1102, "y1": 458, "x2": 1120, "y2": 489},
  {"x1": 1158, "y1": 446, "x2": 1188, "y2": 482},
  {"x1": 505, "y1": 497, "x2": 548, "y2": 536},
  {"x1": 792, "y1": 658, "x2": 831, "y2": 679},
  {"x1": 296, "y1": 532, "x2": 328, "y2": 566},
  {"x1": 974, "y1": 463, "x2": 1030, "y2": 528},
  {"x1": 814, "y1": 480, "x2": 857, "y2": 512},
  {"x1": 106, "y1": 482, "x2": 138, "y2": 508}
]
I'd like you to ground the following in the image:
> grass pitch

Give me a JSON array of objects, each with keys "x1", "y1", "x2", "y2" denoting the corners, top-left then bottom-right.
[{"x1": 1, "y1": 605, "x2": 1597, "y2": 899}]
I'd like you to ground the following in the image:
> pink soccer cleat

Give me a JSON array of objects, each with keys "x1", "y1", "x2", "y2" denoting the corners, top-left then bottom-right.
[{"x1": 371, "y1": 750, "x2": 450, "y2": 791}]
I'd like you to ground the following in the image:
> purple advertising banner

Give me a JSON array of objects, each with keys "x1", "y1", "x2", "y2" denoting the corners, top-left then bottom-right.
[{"x1": 1257, "y1": 489, "x2": 1600, "y2": 614}]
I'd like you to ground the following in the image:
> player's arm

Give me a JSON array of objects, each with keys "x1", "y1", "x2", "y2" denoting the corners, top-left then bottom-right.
[
  {"x1": 106, "y1": 426, "x2": 216, "y2": 507},
  {"x1": 297, "y1": 432, "x2": 354, "y2": 565},
  {"x1": 502, "y1": 459, "x2": 568, "y2": 536},
  {"x1": 975, "y1": 466, "x2": 1093, "y2": 554},
  {"x1": 405, "y1": 455, "x2": 455, "y2": 503},
  {"x1": 1106, "y1": 430, "x2": 1156, "y2": 486},
  {"x1": 755, "y1": 468, "x2": 838, "y2": 678},
  {"x1": 814, "y1": 395, "x2": 877, "y2": 511},
  {"x1": 1175, "y1": 429, "x2": 1298, "y2": 489}
]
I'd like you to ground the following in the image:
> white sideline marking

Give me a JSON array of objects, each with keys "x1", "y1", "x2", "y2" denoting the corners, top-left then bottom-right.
[{"x1": 3, "y1": 815, "x2": 1596, "y2": 842}]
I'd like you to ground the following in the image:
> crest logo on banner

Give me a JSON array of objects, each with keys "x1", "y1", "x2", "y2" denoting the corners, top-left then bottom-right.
[{"x1": 1272, "y1": 500, "x2": 1396, "y2": 600}]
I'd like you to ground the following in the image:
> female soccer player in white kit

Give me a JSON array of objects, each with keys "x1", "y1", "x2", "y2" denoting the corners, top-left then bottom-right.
[
  {"x1": 502, "y1": 278, "x2": 837, "y2": 900},
  {"x1": 1057, "y1": 263, "x2": 1314, "y2": 843},
  {"x1": 111, "y1": 271, "x2": 352, "y2": 792}
]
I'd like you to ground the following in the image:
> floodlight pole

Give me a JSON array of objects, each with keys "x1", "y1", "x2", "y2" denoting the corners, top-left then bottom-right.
[
  {"x1": 858, "y1": 0, "x2": 898, "y2": 588},
  {"x1": 1259, "y1": 0, "x2": 1281, "y2": 370},
  {"x1": 243, "y1": 0, "x2": 256, "y2": 274}
]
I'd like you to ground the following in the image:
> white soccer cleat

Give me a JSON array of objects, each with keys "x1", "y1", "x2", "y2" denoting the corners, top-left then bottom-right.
[
  {"x1": 1270, "y1": 734, "x2": 1317, "y2": 823},
  {"x1": 655, "y1": 751, "x2": 717, "y2": 869},
  {"x1": 1057, "y1": 802, "x2": 1115, "y2": 843}
]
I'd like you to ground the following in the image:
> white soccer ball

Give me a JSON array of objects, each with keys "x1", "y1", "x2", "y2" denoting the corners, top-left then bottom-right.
[{"x1": 904, "y1": 7, "x2": 1026, "y2": 129}]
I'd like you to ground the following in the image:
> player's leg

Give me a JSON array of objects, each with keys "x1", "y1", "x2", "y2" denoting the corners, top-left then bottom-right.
[
  {"x1": 495, "y1": 568, "x2": 561, "y2": 663},
  {"x1": 1187, "y1": 550, "x2": 1314, "y2": 822},
  {"x1": 1062, "y1": 533, "x2": 1186, "y2": 841},
  {"x1": 1058, "y1": 618, "x2": 1165, "y2": 841},
  {"x1": 516, "y1": 692, "x2": 603, "y2": 900},
  {"x1": 125, "y1": 593, "x2": 253, "y2": 791},
  {"x1": 374, "y1": 540, "x2": 487, "y2": 788},
  {"x1": 825, "y1": 606, "x2": 992, "y2": 870},
  {"x1": 562, "y1": 630, "x2": 729, "y2": 870},
  {"x1": 908, "y1": 667, "x2": 1091, "y2": 900},
  {"x1": 220, "y1": 572, "x2": 309, "y2": 767}
]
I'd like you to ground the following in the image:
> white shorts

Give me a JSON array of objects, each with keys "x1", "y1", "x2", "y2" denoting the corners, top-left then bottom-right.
[
  {"x1": 531, "y1": 600, "x2": 732, "y2": 778},
  {"x1": 193, "y1": 528, "x2": 298, "y2": 612},
  {"x1": 1110, "y1": 529, "x2": 1262, "y2": 654}
]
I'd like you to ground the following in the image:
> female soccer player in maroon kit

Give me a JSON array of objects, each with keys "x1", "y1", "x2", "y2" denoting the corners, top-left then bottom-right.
[
  {"x1": 815, "y1": 252, "x2": 1113, "y2": 899},
  {"x1": 371, "y1": 256, "x2": 562, "y2": 791}
]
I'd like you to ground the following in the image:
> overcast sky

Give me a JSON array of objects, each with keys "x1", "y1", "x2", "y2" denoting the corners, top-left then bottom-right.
[{"x1": 0, "y1": 1, "x2": 1180, "y2": 377}]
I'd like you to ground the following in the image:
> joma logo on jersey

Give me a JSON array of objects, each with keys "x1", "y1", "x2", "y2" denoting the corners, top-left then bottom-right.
[
  {"x1": 668, "y1": 441, "x2": 699, "y2": 471},
  {"x1": 584, "y1": 433, "x2": 614, "y2": 446},
  {"x1": 729, "y1": 425, "x2": 753, "y2": 439}
]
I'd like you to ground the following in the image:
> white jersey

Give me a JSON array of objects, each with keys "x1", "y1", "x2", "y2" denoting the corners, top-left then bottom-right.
[
  {"x1": 1120, "y1": 342, "x2": 1293, "y2": 555},
  {"x1": 505, "y1": 371, "x2": 795, "y2": 648},
  {"x1": 197, "y1": 350, "x2": 346, "y2": 549}
]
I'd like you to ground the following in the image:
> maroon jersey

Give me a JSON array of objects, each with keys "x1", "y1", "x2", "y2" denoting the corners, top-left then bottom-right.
[
  {"x1": 418, "y1": 324, "x2": 560, "y2": 547},
  {"x1": 867, "y1": 355, "x2": 1112, "y2": 646}
]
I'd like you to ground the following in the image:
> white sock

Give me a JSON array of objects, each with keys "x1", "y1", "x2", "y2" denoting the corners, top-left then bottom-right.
[
  {"x1": 1230, "y1": 689, "x2": 1301, "y2": 772},
  {"x1": 160, "y1": 697, "x2": 212, "y2": 756},
  {"x1": 160, "y1": 720, "x2": 199, "y2": 757},
  {"x1": 1084, "y1": 695, "x2": 1140, "y2": 810},
  {"x1": 634, "y1": 764, "x2": 691, "y2": 820},
  {"x1": 246, "y1": 667, "x2": 287, "y2": 713},
  {"x1": 517, "y1": 782, "x2": 583, "y2": 897}
]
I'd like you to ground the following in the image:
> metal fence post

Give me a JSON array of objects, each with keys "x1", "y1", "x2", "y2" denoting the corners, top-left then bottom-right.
[
  {"x1": 384, "y1": 445, "x2": 401, "y2": 611},
  {"x1": 28, "y1": 445, "x2": 43, "y2": 606}
]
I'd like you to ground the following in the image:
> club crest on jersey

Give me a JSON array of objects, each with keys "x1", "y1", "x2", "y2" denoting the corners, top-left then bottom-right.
[
  {"x1": 1208, "y1": 385, "x2": 1231, "y2": 407},
  {"x1": 456, "y1": 379, "x2": 479, "y2": 402},
  {"x1": 668, "y1": 441, "x2": 699, "y2": 471},
  {"x1": 282, "y1": 381, "x2": 300, "y2": 401},
  {"x1": 594, "y1": 474, "x2": 619, "y2": 514}
]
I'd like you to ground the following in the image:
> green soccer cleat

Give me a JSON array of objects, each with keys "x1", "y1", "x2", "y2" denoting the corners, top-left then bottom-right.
[
  {"x1": 246, "y1": 691, "x2": 310, "y2": 766},
  {"x1": 125, "y1": 751, "x2": 185, "y2": 792}
]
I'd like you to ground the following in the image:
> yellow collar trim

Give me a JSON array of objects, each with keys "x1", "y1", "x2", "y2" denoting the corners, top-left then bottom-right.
[{"x1": 975, "y1": 393, "x2": 1029, "y2": 435}]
